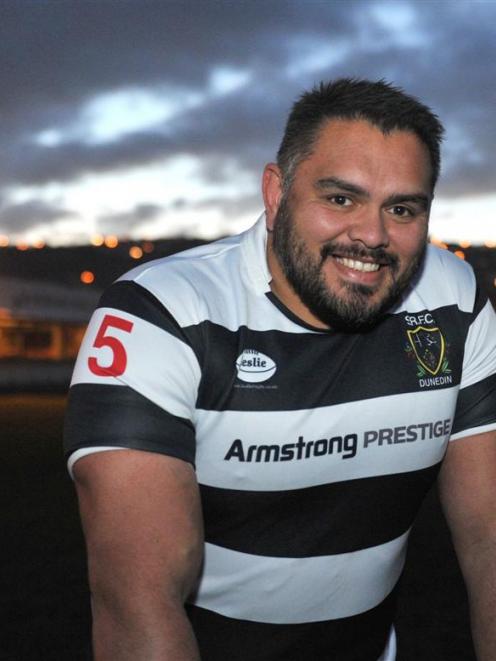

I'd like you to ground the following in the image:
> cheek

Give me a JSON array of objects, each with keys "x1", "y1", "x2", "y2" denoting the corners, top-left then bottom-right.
[
  {"x1": 295, "y1": 205, "x2": 347, "y2": 242},
  {"x1": 391, "y1": 225, "x2": 427, "y2": 262}
]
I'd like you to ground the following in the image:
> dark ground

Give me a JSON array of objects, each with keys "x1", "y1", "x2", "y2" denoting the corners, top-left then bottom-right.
[{"x1": 2, "y1": 393, "x2": 476, "y2": 661}]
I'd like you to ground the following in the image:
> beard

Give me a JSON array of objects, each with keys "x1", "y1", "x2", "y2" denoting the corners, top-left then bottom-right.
[{"x1": 271, "y1": 196, "x2": 427, "y2": 331}]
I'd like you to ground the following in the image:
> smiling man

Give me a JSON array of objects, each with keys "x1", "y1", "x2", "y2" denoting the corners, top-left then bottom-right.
[
  {"x1": 265, "y1": 118, "x2": 432, "y2": 331},
  {"x1": 65, "y1": 79, "x2": 496, "y2": 660}
]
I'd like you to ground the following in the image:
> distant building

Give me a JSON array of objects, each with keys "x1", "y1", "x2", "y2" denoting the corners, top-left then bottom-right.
[{"x1": 0, "y1": 278, "x2": 100, "y2": 389}]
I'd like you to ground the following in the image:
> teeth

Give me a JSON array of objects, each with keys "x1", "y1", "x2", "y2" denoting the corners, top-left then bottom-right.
[{"x1": 336, "y1": 257, "x2": 380, "y2": 272}]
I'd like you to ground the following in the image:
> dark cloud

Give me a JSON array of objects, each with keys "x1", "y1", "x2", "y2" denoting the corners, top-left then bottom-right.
[
  {"x1": 0, "y1": 0, "x2": 495, "y2": 241},
  {"x1": 0, "y1": 200, "x2": 76, "y2": 233},
  {"x1": 190, "y1": 193, "x2": 263, "y2": 219},
  {"x1": 98, "y1": 203, "x2": 164, "y2": 234}
]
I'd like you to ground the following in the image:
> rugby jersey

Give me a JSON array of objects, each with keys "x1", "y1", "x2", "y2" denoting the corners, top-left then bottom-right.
[{"x1": 64, "y1": 214, "x2": 496, "y2": 661}]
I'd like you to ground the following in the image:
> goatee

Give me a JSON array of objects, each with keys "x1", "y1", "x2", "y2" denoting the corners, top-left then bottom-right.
[{"x1": 271, "y1": 196, "x2": 426, "y2": 331}]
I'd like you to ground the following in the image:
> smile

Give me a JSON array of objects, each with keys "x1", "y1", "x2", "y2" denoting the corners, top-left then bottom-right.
[{"x1": 335, "y1": 257, "x2": 381, "y2": 272}]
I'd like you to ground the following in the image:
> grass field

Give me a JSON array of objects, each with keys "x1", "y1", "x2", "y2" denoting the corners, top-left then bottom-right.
[{"x1": 1, "y1": 393, "x2": 476, "y2": 660}]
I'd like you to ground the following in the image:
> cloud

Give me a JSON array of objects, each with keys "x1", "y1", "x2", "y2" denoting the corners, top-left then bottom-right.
[
  {"x1": 97, "y1": 203, "x2": 164, "y2": 234},
  {"x1": 190, "y1": 193, "x2": 263, "y2": 219},
  {"x1": 0, "y1": 200, "x2": 76, "y2": 233},
  {"x1": 0, "y1": 0, "x2": 495, "y2": 243}
]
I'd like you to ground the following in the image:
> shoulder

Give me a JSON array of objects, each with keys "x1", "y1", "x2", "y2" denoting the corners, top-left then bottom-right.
[
  {"x1": 115, "y1": 233, "x2": 245, "y2": 327},
  {"x1": 411, "y1": 245, "x2": 477, "y2": 313}
]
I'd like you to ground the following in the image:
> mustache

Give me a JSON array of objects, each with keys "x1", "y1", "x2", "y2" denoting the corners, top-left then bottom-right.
[{"x1": 320, "y1": 242, "x2": 399, "y2": 268}]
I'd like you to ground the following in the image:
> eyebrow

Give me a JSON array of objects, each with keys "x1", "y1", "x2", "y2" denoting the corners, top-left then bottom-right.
[
  {"x1": 383, "y1": 193, "x2": 431, "y2": 210},
  {"x1": 315, "y1": 176, "x2": 431, "y2": 210},
  {"x1": 315, "y1": 177, "x2": 368, "y2": 196}
]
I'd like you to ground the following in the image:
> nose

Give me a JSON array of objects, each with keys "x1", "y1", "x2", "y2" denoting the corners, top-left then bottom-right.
[{"x1": 347, "y1": 208, "x2": 389, "y2": 249}]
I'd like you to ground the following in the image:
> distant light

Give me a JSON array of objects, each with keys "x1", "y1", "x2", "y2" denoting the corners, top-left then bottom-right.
[
  {"x1": 0, "y1": 307, "x2": 11, "y2": 317},
  {"x1": 454, "y1": 250, "x2": 466, "y2": 260},
  {"x1": 0, "y1": 235, "x2": 9, "y2": 247},
  {"x1": 91, "y1": 234, "x2": 104, "y2": 246},
  {"x1": 80, "y1": 270, "x2": 95, "y2": 284},
  {"x1": 430, "y1": 237, "x2": 448, "y2": 250},
  {"x1": 104, "y1": 235, "x2": 119, "y2": 248},
  {"x1": 16, "y1": 242, "x2": 29, "y2": 251},
  {"x1": 142, "y1": 241, "x2": 154, "y2": 254},
  {"x1": 33, "y1": 240, "x2": 46, "y2": 249},
  {"x1": 484, "y1": 240, "x2": 496, "y2": 249},
  {"x1": 129, "y1": 246, "x2": 143, "y2": 259},
  {"x1": 458, "y1": 240, "x2": 471, "y2": 249}
]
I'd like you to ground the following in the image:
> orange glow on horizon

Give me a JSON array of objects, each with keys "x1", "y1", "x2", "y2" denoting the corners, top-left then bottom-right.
[
  {"x1": 129, "y1": 246, "x2": 143, "y2": 259},
  {"x1": 430, "y1": 237, "x2": 448, "y2": 250},
  {"x1": 16, "y1": 242, "x2": 29, "y2": 251},
  {"x1": 484, "y1": 240, "x2": 496, "y2": 249},
  {"x1": 0, "y1": 235, "x2": 9, "y2": 247},
  {"x1": 104, "y1": 235, "x2": 119, "y2": 248},
  {"x1": 91, "y1": 234, "x2": 104, "y2": 246},
  {"x1": 458, "y1": 240, "x2": 471, "y2": 249},
  {"x1": 80, "y1": 270, "x2": 95, "y2": 284},
  {"x1": 142, "y1": 241, "x2": 154, "y2": 253}
]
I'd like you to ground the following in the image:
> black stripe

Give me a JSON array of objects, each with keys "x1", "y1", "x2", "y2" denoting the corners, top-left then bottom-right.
[
  {"x1": 452, "y1": 372, "x2": 496, "y2": 436},
  {"x1": 97, "y1": 281, "x2": 188, "y2": 345},
  {"x1": 193, "y1": 303, "x2": 468, "y2": 412},
  {"x1": 200, "y1": 463, "x2": 440, "y2": 557},
  {"x1": 64, "y1": 383, "x2": 195, "y2": 465},
  {"x1": 472, "y1": 284, "x2": 487, "y2": 317},
  {"x1": 186, "y1": 590, "x2": 396, "y2": 661}
]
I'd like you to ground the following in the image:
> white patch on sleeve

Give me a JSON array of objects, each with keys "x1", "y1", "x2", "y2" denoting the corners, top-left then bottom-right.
[
  {"x1": 461, "y1": 300, "x2": 496, "y2": 389},
  {"x1": 71, "y1": 306, "x2": 201, "y2": 419}
]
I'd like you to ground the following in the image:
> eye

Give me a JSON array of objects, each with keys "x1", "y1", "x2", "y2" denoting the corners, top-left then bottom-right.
[
  {"x1": 328, "y1": 195, "x2": 352, "y2": 207},
  {"x1": 389, "y1": 205, "x2": 413, "y2": 218}
]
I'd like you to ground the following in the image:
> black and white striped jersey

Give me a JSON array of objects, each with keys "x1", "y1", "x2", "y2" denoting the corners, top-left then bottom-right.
[{"x1": 65, "y1": 214, "x2": 496, "y2": 661}]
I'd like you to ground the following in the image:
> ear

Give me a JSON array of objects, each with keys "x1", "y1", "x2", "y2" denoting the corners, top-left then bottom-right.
[{"x1": 262, "y1": 163, "x2": 284, "y2": 232}]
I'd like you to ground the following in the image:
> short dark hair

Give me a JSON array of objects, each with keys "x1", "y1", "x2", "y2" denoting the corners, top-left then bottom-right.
[{"x1": 277, "y1": 78, "x2": 444, "y2": 192}]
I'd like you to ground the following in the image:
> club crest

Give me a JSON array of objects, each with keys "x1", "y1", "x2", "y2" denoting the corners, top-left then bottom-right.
[{"x1": 406, "y1": 326, "x2": 445, "y2": 376}]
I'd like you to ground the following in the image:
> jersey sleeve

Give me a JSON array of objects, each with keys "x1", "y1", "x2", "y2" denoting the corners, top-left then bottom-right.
[
  {"x1": 63, "y1": 280, "x2": 201, "y2": 466},
  {"x1": 450, "y1": 290, "x2": 496, "y2": 440}
]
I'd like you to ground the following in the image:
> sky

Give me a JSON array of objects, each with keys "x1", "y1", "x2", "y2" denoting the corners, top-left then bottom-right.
[{"x1": 1, "y1": 0, "x2": 495, "y2": 246}]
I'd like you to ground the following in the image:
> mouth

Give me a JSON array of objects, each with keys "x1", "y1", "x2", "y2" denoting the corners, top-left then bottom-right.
[{"x1": 334, "y1": 256, "x2": 381, "y2": 273}]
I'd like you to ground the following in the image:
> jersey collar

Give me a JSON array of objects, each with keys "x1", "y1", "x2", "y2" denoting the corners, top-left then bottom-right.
[{"x1": 240, "y1": 212, "x2": 272, "y2": 295}]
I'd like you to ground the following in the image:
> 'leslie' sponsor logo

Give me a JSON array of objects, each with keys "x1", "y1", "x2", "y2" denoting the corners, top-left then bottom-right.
[{"x1": 235, "y1": 349, "x2": 277, "y2": 383}]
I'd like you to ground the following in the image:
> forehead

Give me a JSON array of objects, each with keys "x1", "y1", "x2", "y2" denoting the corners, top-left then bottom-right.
[{"x1": 296, "y1": 118, "x2": 432, "y2": 191}]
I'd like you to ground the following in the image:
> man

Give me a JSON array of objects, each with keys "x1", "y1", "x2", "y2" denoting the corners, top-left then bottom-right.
[{"x1": 65, "y1": 79, "x2": 496, "y2": 660}]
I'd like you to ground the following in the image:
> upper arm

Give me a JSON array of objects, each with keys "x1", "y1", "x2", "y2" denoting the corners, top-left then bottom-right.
[
  {"x1": 439, "y1": 431, "x2": 496, "y2": 553},
  {"x1": 73, "y1": 449, "x2": 204, "y2": 607}
]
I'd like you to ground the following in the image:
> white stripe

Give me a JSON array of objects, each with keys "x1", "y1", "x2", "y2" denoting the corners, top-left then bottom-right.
[
  {"x1": 394, "y1": 245, "x2": 476, "y2": 314},
  {"x1": 460, "y1": 300, "x2": 496, "y2": 389},
  {"x1": 122, "y1": 222, "x2": 479, "y2": 333},
  {"x1": 378, "y1": 627, "x2": 397, "y2": 661},
  {"x1": 123, "y1": 216, "x2": 322, "y2": 334},
  {"x1": 450, "y1": 421, "x2": 496, "y2": 441},
  {"x1": 71, "y1": 306, "x2": 200, "y2": 419},
  {"x1": 67, "y1": 446, "x2": 127, "y2": 478},
  {"x1": 190, "y1": 531, "x2": 409, "y2": 623},
  {"x1": 194, "y1": 387, "x2": 458, "y2": 490}
]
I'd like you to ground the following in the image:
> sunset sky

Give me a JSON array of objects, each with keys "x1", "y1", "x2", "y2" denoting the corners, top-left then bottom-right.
[{"x1": 1, "y1": 0, "x2": 495, "y2": 246}]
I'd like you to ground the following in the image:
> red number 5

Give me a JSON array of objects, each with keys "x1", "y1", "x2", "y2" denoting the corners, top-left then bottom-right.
[{"x1": 88, "y1": 314, "x2": 134, "y2": 377}]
